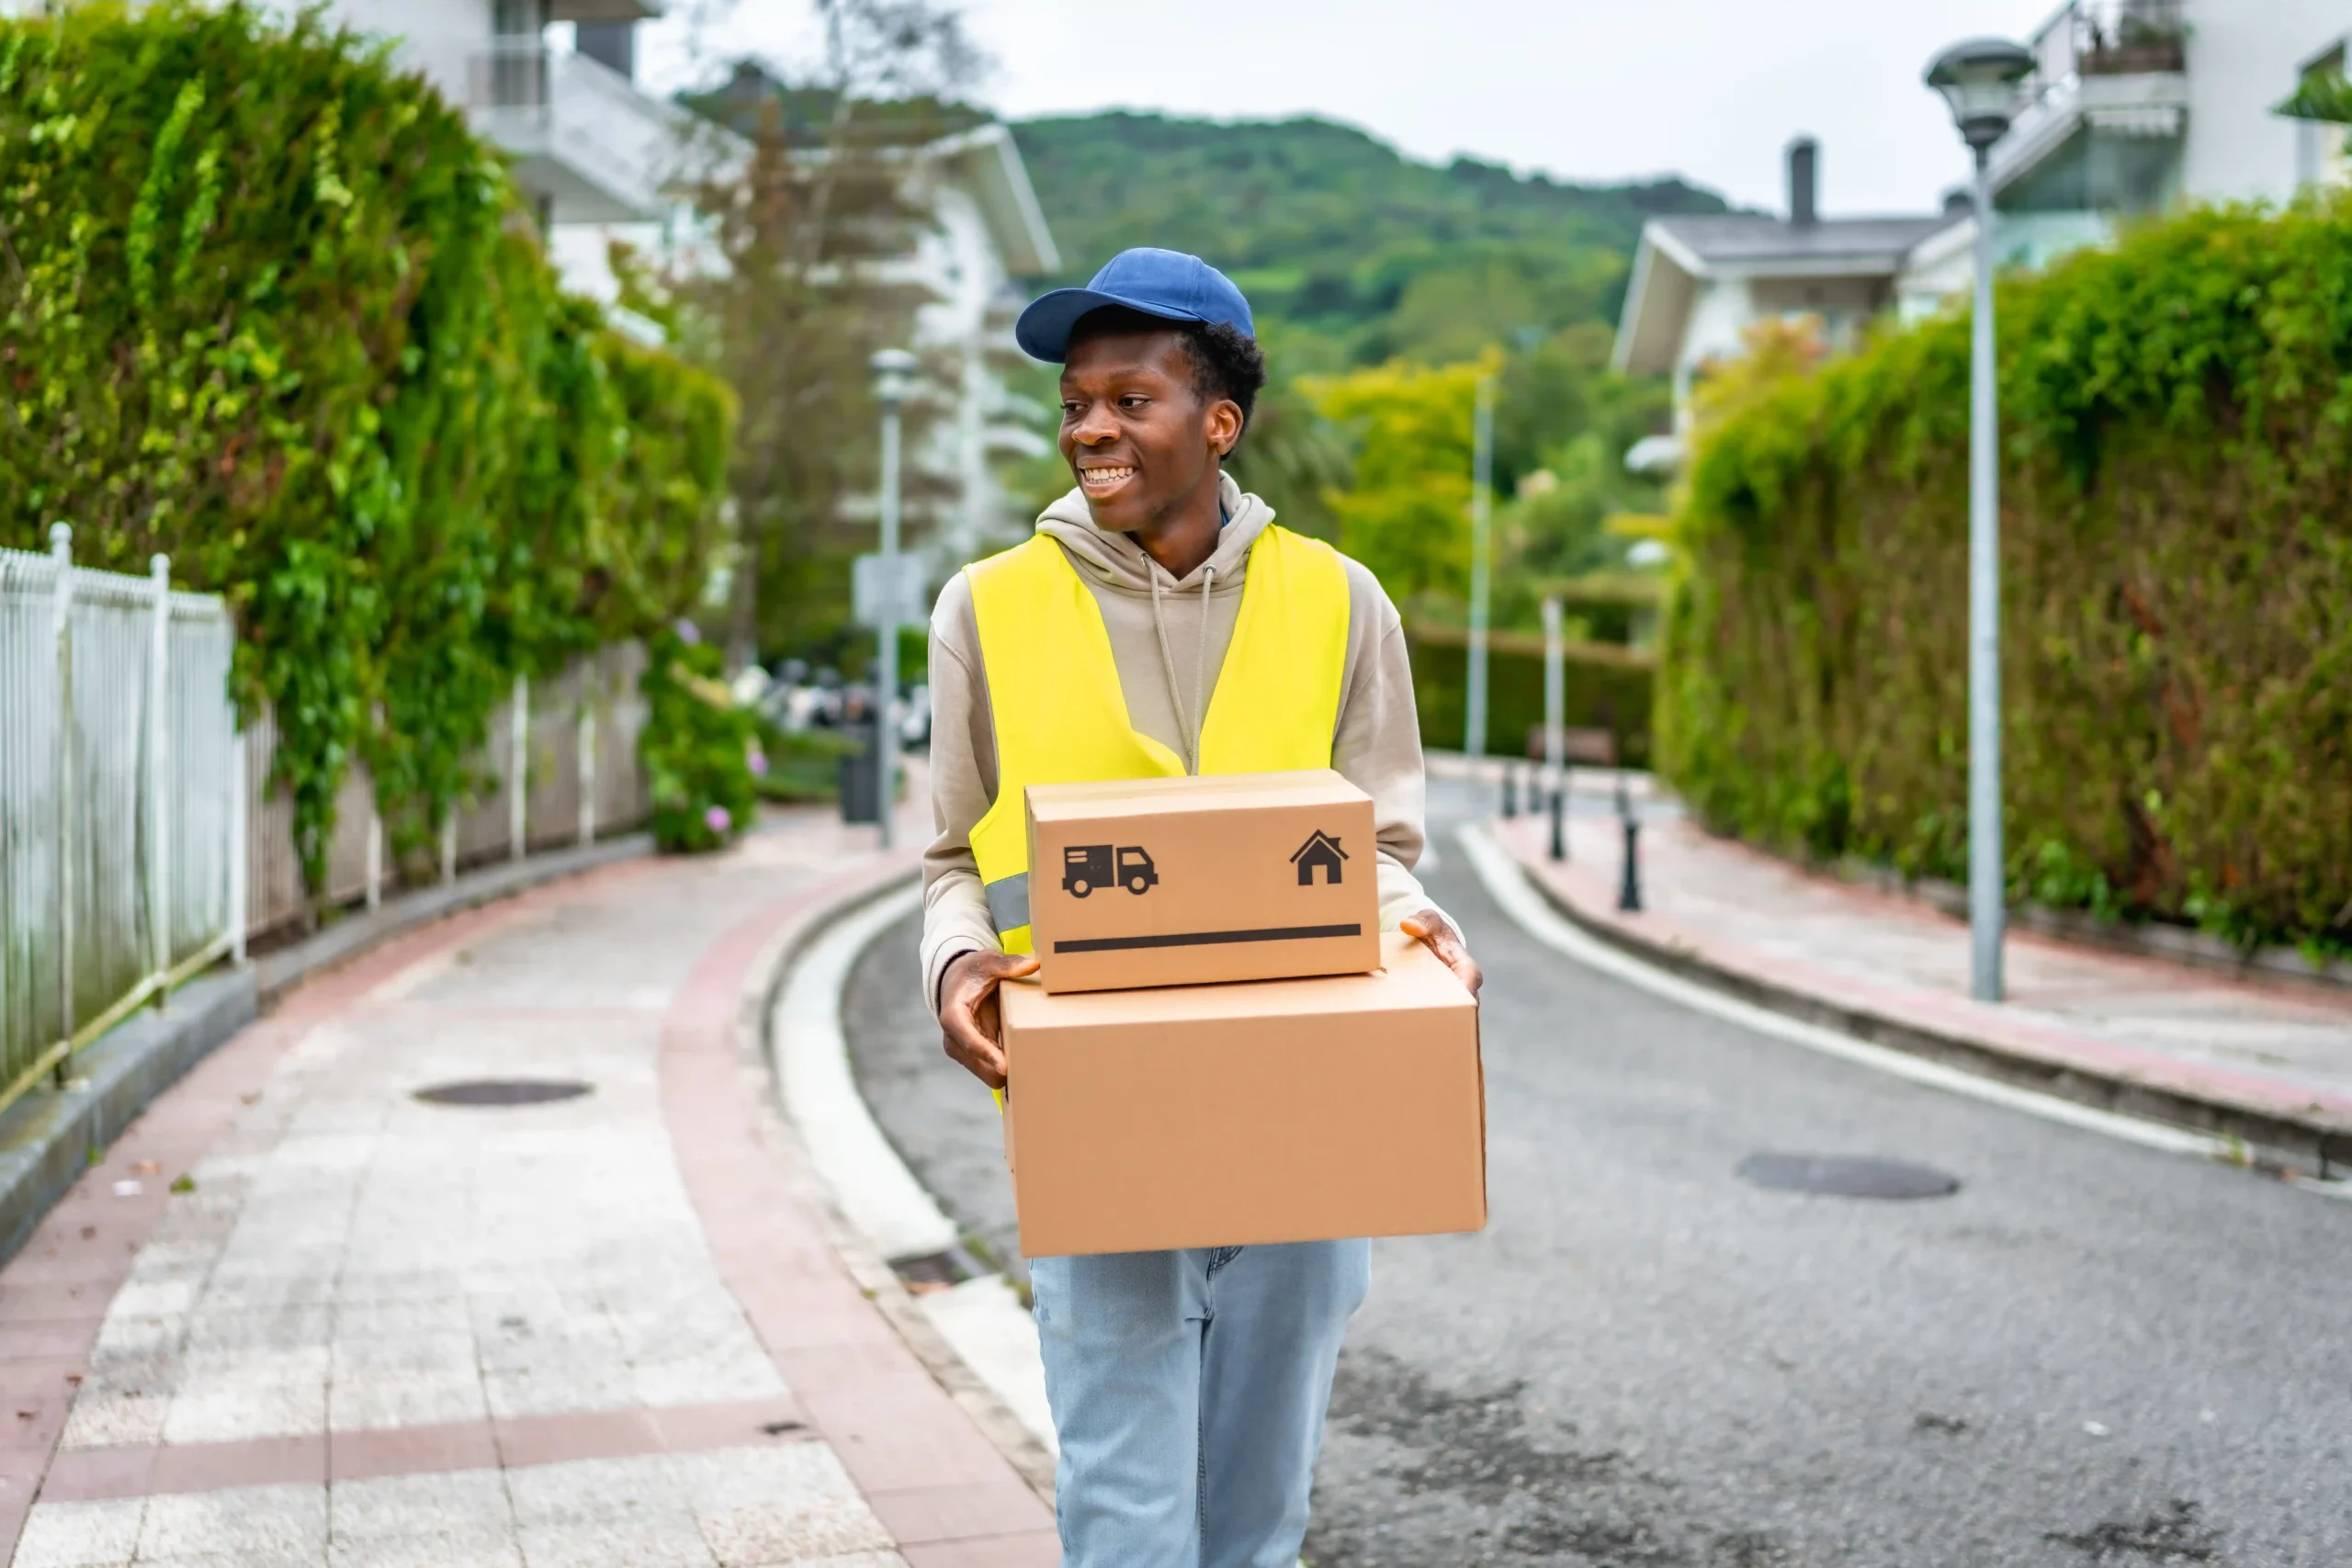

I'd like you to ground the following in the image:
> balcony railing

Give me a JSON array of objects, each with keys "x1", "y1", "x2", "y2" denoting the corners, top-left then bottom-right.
[
  {"x1": 2027, "y1": 0, "x2": 2187, "y2": 98},
  {"x1": 468, "y1": 38, "x2": 555, "y2": 114},
  {"x1": 465, "y1": 40, "x2": 690, "y2": 220}
]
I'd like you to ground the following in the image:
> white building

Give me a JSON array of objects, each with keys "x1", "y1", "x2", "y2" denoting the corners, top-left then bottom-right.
[
  {"x1": 892, "y1": 124, "x2": 1063, "y2": 561},
  {"x1": 1898, "y1": 0, "x2": 2352, "y2": 307},
  {"x1": 1616, "y1": 0, "x2": 2352, "y2": 465},
  {"x1": 314, "y1": 0, "x2": 743, "y2": 303},
  {"x1": 1987, "y1": 0, "x2": 2352, "y2": 220}
]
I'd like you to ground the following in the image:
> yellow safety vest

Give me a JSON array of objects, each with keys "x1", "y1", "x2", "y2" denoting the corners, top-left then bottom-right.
[{"x1": 967, "y1": 524, "x2": 1351, "y2": 954}]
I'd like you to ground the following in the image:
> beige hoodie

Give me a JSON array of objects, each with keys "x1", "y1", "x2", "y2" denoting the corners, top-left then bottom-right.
[{"x1": 920, "y1": 470, "x2": 1444, "y2": 1013}]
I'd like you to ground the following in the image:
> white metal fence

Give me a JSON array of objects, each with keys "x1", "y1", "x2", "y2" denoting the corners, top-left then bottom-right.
[
  {"x1": 1, "y1": 527, "x2": 240, "y2": 1107},
  {"x1": 2, "y1": 527, "x2": 653, "y2": 1112},
  {"x1": 238, "y1": 644, "x2": 652, "y2": 941}
]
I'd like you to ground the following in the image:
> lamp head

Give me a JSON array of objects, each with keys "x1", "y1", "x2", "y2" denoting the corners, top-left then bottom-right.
[
  {"x1": 869, "y1": 347, "x2": 919, "y2": 407},
  {"x1": 1926, "y1": 38, "x2": 2035, "y2": 151}
]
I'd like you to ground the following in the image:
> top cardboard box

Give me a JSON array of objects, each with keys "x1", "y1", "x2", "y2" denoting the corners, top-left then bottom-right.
[{"x1": 1024, "y1": 770, "x2": 1382, "y2": 993}]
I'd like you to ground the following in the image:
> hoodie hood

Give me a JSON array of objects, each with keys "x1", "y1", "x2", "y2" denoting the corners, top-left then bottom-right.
[
  {"x1": 1035, "y1": 470, "x2": 1272, "y2": 595},
  {"x1": 1032, "y1": 469, "x2": 1273, "y2": 774}
]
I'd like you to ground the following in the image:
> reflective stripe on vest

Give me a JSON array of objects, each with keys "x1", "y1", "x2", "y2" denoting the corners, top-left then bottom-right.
[{"x1": 966, "y1": 524, "x2": 1351, "y2": 954}]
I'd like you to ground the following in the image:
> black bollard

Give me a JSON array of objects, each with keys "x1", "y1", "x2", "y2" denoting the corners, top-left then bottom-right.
[
  {"x1": 1548, "y1": 782, "x2": 1566, "y2": 862},
  {"x1": 1618, "y1": 815, "x2": 1644, "y2": 912},
  {"x1": 1612, "y1": 773, "x2": 1630, "y2": 819},
  {"x1": 1501, "y1": 766, "x2": 1519, "y2": 818}
]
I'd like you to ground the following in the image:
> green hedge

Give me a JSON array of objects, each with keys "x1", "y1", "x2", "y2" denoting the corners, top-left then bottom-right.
[
  {"x1": 1407, "y1": 627, "x2": 1654, "y2": 765},
  {"x1": 641, "y1": 629, "x2": 758, "y2": 853},
  {"x1": 0, "y1": 3, "x2": 734, "y2": 886},
  {"x1": 1663, "y1": 197, "x2": 2352, "y2": 954}
]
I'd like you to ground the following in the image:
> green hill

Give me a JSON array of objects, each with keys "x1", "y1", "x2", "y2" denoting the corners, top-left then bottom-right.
[{"x1": 1009, "y1": 111, "x2": 1734, "y2": 367}]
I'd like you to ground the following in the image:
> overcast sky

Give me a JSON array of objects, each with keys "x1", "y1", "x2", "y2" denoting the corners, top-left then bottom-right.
[{"x1": 636, "y1": 0, "x2": 2062, "y2": 217}]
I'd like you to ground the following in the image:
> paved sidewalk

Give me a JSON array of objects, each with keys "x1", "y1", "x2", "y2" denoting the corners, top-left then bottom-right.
[
  {"x1": 0, "y1": 810, "x2": 1055, "y2": 1567},
  {"x1": 1498, "y1": 811, "x2": 2352, "y2": 1174}
]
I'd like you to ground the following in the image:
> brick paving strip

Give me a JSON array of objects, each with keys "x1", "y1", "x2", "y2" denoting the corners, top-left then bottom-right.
[
  {"x1": 1496, "y1": 812, "x2": 2352, "y2": 1179},
  {"x1": 0, "y1": 812, "x2": 1056, "y2": 1567}
]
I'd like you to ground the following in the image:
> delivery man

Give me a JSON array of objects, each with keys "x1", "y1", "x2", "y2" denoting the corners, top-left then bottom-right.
[{"x1": 921, "y1": 246, "x2": 1481, "y2": 1567}]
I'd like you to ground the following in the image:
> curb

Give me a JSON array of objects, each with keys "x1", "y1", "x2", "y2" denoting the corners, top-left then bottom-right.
[
  {"x1": 1498, "y1": 829, "x2": 2352, "y2": 1181},
  {"x1": 0, "y1": 832, "x2": 655, "y2": 1274},
  {"x1": 735, "y1": 863, "x2": 1060, "y2": 1508}
]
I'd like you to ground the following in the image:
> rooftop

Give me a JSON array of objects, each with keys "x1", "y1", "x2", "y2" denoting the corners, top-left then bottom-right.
[
  {"x1": 1642, "y1": 212, "x2": 1960, "y2": 273},
  {"x1": 1612, "y1": 137, "x2": 1962, "y2": 377}
]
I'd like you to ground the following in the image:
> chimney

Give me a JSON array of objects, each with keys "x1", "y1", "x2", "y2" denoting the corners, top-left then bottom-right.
[
  {"x1": 577, "y1": 20, "x2": 636, "y2": 80},
  {"x1": 1787, "y1": 136, "x2": 1818, "y2": 227}
]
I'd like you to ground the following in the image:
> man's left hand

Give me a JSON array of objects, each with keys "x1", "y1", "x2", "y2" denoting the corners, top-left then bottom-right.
[{"x1": 1400, "y1": 908, "x2": 1482, "y2": 998}]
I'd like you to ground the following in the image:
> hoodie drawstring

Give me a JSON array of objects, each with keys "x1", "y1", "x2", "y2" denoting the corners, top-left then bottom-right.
[
  {"x1": 1193, "y1": 567, "x2": 1214, "y2": 772},
  {"x1": 1147, "y1": 561, "x2": 1216, "y2": 776}
]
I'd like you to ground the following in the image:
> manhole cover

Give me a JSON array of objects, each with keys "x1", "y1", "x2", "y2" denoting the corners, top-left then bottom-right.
[
  {"x1": 413, "y1": 1079, "x2": 593, "y2": 1108},
  {"x1": 1737, "y1": 1153, "x2": 1960, "y2": 1200}
]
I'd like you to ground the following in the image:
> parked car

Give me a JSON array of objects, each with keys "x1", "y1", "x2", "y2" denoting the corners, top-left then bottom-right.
[{"x1": 899, "y1": 683, "x2": 932, "y2": 750}]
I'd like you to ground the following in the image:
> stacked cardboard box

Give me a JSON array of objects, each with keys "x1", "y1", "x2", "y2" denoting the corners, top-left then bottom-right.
[{"x1": 1001, "y1": 770, "x2": 1487, "y2": 1258}]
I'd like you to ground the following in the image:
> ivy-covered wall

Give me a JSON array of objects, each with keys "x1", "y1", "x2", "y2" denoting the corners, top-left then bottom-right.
[
  {"x1": 0, "y1": 2, "x2": 735, "y2": 886},
  {"x1": 1661, "y1": 197, "x2": 2352, "y2": 954}
]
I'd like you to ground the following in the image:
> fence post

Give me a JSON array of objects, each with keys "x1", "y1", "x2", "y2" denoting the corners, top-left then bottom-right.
[
  {"x1": 229, "y1": 723, "x2": 247, "y2": 966},
  {"x1": 49, "y1": 524, "x2": 75, "y2": 1065},
  {"x1": 577, "y1": 685, "x2": 597, "y2": 847},
  {"x1": 440, "y1": 815, "x2": 458, "y2": 886},
  {"x1": 509, "y1": 673, "x2": 528, "y2": 862},
  {"x1": 147, "y1": 555, "x2": 173, "y2": 1006},
  {"x1": 365, "y1": 807, "x2": 383, "y2": 912}
]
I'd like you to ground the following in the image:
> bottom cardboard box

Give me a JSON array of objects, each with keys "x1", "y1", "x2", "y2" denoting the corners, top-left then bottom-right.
[{"x1": 1001, "y1": 931, "x2": 1486, "y2": 1258}]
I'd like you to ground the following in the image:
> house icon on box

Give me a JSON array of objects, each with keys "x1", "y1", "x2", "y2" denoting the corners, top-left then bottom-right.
[{"x1": 1290, "y1": 830, "x2": 1348, "y2": 887}]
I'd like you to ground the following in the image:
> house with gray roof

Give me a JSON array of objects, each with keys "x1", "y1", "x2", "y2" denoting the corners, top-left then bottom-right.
[{"x1": 1610, "y1": 137, "x2": 1960, "y2": 471}]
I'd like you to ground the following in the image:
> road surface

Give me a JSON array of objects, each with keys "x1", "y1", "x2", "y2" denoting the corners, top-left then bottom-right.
[{"x1": 843, "y1": 780, "x2": 2351, "y2": 1567}]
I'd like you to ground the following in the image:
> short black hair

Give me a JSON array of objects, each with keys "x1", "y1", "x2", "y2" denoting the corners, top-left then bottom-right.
[{"x1": 1067, "y1": 306, "x2": 1268, "y2": 457}]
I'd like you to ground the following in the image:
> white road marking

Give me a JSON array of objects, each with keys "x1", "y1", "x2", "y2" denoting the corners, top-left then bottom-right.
[
  {"x1": 1458, "y1": 822, "x2": 2352, "y2": 1199},
  {"x1": 772, "y1": 882, "x2": 1061, "y2": 1450}
]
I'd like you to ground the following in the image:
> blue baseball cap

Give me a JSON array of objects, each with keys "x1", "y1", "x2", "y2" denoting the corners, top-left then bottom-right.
[{"x1": 1014, "y1": 247, "x2": 1255, "y2": 363}]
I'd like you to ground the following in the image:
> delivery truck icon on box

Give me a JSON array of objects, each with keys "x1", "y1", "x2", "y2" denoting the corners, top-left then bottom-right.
[{"x1": 1062, "y1": 844, "x2": 1159, "y2": 898}]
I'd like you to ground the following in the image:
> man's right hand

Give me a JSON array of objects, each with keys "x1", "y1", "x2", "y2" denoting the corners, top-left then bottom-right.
[{"x1": 939, "y1": 948, "x2": 1041, "y2": 1090}]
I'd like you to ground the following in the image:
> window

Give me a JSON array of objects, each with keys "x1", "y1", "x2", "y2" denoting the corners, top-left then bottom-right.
[
  {"x1": 1996, "y1": 124, "x2": 2181, "y2": 215},
  {"x1": 2290, "y1": 42, "x2": 2352, "y2": 190},
  {"x1": 492, "y1": 0, "x2": 547, "y2": 39}
]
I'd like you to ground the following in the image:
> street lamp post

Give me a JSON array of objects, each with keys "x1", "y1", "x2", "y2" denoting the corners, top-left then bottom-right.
[
  {"x1": 1464, "y1": 373, "x2": 1496, "y2": 761},
  {"x1": 1927, "y1": 38, "x2": 2033, "y2": 1004},
  {"x1": 869, "y1": 347, "x2": 918, "y2": 850}
]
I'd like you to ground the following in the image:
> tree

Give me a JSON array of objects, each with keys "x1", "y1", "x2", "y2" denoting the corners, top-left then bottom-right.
[
  {"x1": 1301, "y1": 355, "x2": 1495, "y2": 615},
  {"x1": 1487, "y1": 323, "x2": 1672, "y2": 630},
  {"x1": 650, "y1": 0, "x2": 986, "y2": 671}
]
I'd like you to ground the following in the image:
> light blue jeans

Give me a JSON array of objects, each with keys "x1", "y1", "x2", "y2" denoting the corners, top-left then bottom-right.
[{"x1": 1029, "y1": 1240, "x2": 1371, "y2": 1568}]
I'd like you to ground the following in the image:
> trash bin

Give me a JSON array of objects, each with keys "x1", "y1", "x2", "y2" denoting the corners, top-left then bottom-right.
[{"x1": 839, "y1": 724, "x2": 881, "y2": 825}]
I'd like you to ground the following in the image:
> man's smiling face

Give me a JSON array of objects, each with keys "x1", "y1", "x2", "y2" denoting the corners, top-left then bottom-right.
[{"x1": 1057, "y1": 321, "x2": 1241, "y2": 537}]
